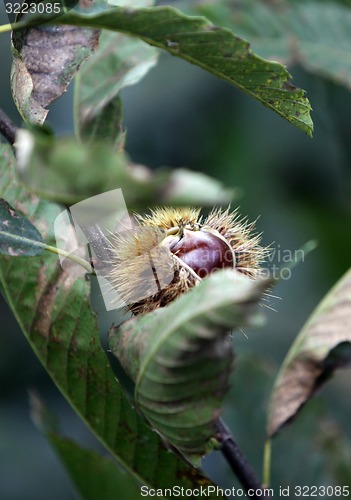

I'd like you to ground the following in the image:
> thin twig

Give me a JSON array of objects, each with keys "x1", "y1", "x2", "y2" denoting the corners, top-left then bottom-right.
[
  {"x1": 0, "y1": 108, "x2": 17, "y2": 146},
  {"x1": 216, "y1": 419, "x2": 272, "y2": 499}
]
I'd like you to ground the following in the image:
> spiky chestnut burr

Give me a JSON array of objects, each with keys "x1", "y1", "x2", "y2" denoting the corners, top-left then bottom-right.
[{"x1": 108, "y1": 207, "x2": 267, "y2": 315}]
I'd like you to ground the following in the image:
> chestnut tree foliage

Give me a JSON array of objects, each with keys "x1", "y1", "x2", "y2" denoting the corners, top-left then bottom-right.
[{"x1": 0, "y1": 0, "x2": 351, "y2": 497}]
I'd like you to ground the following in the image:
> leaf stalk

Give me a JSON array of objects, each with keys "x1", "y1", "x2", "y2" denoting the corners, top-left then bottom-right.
[
  {"x1": 44, "y1": 244, "x2": 94, "y2": 274},
  {"x1": 217, "y1": 419, "x2": 272, "y2": 499}
]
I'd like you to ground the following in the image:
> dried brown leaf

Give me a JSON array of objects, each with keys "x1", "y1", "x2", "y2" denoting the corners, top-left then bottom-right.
[
  {"x1": 11, "y1": 25, "x2": 100, "y2": 124},
  {"x1": 268, "y1": 268, "x2": 351, "y2": 437}
]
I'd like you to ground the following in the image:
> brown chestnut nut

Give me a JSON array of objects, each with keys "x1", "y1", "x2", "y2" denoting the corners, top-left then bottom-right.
[{"x1": 168, "y1": 229, "x2": 235, "y2": 278}]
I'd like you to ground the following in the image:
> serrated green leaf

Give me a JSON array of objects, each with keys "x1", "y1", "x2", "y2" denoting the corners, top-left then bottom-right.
[
  {"x1": 10, "y1": 4, "x2": 313, "y2": 135},
  {"x1": 0, "y1": 142, "x2": 216, "y2": 491},
  {"x1": 14, "y1": 128, "x2": 235, "y2": 207},
  {"x1": 75, "y1": 30, "x2": 158, "y2": 144},
  {"x1": 197, "y1": 0, "x2": 351, "y2": 91},
  {"x1": 109, "y1": 270, "x2": 269, "y2": 465},
  {"x1": 0, "y1": 197, "x2": 44, "y2": 256},
  {"x1": 11, "y1": 24, "x2": 100, "y2": 124},
  {"x1": 268, "y1": 268, "x2": 351, "y2": 437}
]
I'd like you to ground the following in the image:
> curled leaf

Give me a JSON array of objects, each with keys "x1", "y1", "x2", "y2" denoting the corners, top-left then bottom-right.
[
  {"x1": 109, "y1": 270, "x2": 269, "y2": 465},
  {"x1": 11, "y1": 24, "x2": 100, "y2": 124},
  {"x1": 268, "y1": 268, "x2": 351, "y2": 437},
  {"x1": 0, "y1": 197, "x2": 44, "y2": 256}
]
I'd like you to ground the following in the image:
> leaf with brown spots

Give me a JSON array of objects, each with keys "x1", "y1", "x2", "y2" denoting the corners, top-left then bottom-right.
[
  {"x1": 0, "y1": 142, "x2": 216, "y2": 491},
  {"x1": 11, "y1": 24, "x2": 100, "y2": 124},
  {"x1": 0, "y1": 197, "x2": 44, "y2": 256},
  {"x1": 9, "y1": 3, "x2": 313, "y2": 135},
  {"x1": 197, "y1": 0, "x2": 351, "y2": 93},
  {"x1": 268, "y1": 268, "x2": 351, "y2": 437}
]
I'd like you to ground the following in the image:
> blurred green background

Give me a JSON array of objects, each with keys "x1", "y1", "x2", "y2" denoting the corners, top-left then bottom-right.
[{"x1": 1, "y1": 1, "x2": 351, "y2": 497}]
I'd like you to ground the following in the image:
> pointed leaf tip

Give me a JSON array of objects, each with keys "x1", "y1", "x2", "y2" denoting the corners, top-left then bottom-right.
[{"x1": 0, "y1": 198, "x2": 44, "y2": 256}]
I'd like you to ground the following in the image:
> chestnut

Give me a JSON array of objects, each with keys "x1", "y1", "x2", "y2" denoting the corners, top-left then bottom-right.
[{"x1": 167, "y1": 228, "x2": 235, "y2": 278}]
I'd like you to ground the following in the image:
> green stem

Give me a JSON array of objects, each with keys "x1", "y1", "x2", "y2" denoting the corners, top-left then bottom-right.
[
  {"x1": 44, "y1": 244, "x2": 94, "y2": 274},
  {"x1": 0, "y1": 22, "x2": 25, "y2": 34},
  {"x1": 263, "y1": 438, "x2": 272, "y2": 487}
]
